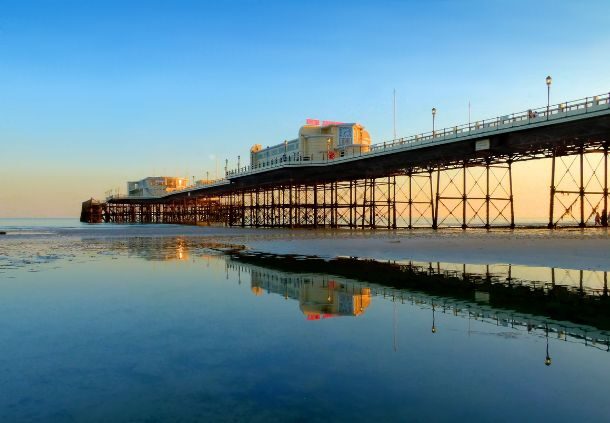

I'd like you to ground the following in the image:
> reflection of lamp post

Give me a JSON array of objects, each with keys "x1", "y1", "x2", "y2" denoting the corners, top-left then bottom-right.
[
  {"x1": 431, "y1": 303, "x2": 437, "y2": 333},
  {"x1": 546, "y1": 75, "x2": 552, "y2": 120},
  {"x1": 545, "y1": 324, "x2": 552, "y2": 366},
  {"x1": 432, "y1": 107, "x2": 437, "y2": 136},
  {"x1": 326, "y1": 138, "x2": 331, "y2": 161}
]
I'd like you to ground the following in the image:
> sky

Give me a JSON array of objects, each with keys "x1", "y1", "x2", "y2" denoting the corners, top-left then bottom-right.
[{"x1": 1, "y1": 0, "x2": 609, "y2": 218}]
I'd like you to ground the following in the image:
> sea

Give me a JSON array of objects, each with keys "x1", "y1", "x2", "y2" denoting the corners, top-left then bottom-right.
[{"x1": 1, "y1": 218, "x2": 610, "y2": 422}]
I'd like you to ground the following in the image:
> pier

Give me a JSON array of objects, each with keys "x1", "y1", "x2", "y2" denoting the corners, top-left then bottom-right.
[{"x1": 83, "y1": 92, "x2": 610, "y2": 229}]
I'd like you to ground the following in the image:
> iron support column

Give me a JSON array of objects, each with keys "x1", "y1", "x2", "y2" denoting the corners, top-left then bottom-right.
[
  {"x1": 509, "y1": 160, "x2": 515, "y2": 229},
  {"x1": 580, "y1": 147, "x2": 585, "y2": 228},
  {"x1": 485, "y1": 160, "x2": 490, "y2": 229},
  {"x1": 462, "y1": 161, "x2": 467, "y2": 229},
  {"x1": 362, "y1": 179, "x2": 367, "y2": 229},
  {"x1": 548, "y1": 153, "x2": 556, "y2": 229},
  {"x1": 313, "y1": 184, "x2": 318, "y2": 228},
  {"x1": 602, "y1": 143, "x2": 608, "y2": 227},
  {"x1": 408, "y1": 172, "x2": 413, "y2": 229},
  {"x1": 349, "y1": 180, "x2": 354, "y2": 228},
  {"x1": 392, "y1": 176, "x2": 397, "y2": 229},
  {"x1": 433, "y1": 169, "x2": 439, "y2": 229}
]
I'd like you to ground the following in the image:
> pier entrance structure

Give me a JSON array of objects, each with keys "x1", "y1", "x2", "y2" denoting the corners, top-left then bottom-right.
[{"x1": 89, "y1": 93, "x2": 610, "y2": 229}]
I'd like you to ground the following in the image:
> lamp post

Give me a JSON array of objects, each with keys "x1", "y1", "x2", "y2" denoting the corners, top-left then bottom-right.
[
  {"x1": 546, "y1": 75, "x2": 552, "y2": 120},
  {"x1": 237, "y1": 155, "x2": 240, "y2": 171},
  {"x1": 326, "y1": 138, "x2": 331, "y2": 161},
  {"x1": 432, "y1": 107, "x2": 437, "y2": 136}
]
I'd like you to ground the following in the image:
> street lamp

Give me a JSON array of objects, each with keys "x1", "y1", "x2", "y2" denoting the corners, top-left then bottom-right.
[
  {"x1": 237, "y1": 155, "x2": 241, "y2": 170},
  {"x1": 546, "y1": 75, "x2": 552, "y2": 119},
  {"x1": 326, "y1": 138, "x2": 331, "y2": 161},
  {"x1": 432, "y1": 107, "x2": 437, "y2": 136}
]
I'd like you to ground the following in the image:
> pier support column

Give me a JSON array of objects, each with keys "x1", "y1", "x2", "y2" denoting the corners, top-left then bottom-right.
[
  {"x1": 508, "y1": 160, "x2": 515, "y2": 229},
  {"x1": 548, "y1": 153, "x2": 556, "y2": 229},
  {"x1": 432, "y1": 169, "x2": 438, "y2": 229},
  {"x1": 580, "y1": 147, "x2": 585, "y2": 228},
  {"x1": 408, "y1": 172, "x2": 413, "y2": 229},
  {"x1": 462, "y1": 161, "x2": 467, "y2": 229},
  {"x1": 362, "y1": 178, "x2": 368, "y2": 229},
  {"x1": 485, "y1": 159, "x2": 491, "y2": 230},
  {"x1": 602, "y1": 143, "x2": 608, "y2": 227},
  {"x1": 313, "y1": 184, "x2": 318, "y2": 228},
  {"x1": 349, "y1": 180, "x2": 354, "y2": 228}
]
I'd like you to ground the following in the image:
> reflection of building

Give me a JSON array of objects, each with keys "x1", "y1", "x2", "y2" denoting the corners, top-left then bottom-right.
[
  {"x1": 123, "y1": 237, "x2": 190, "y2": 261},
  {"x1": 249, "y1": 269, "x2": 371, "y2": 319},
  {"x1": 127, "y1": 176, "x2": 188, "y2": 197}
]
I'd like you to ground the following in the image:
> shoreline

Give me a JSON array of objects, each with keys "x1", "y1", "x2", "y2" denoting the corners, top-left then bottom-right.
[{"x1": 2, "y1": 224, "x2": 609, "y2": 272}]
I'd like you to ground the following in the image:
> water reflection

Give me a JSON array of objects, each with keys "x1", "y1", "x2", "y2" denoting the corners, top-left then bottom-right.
[
  {"x1": 108, "y1": 237, "x2": 610, "y2": 361},
  {"x1": 6, "y1": 235, "x2": 610, "y2": 421},
  {"x1": 243, "y1": 259, "x2": 610, "y2": 361},
  {"x1": 249, "y1": 269, "x2": 371, "y2": 319}
]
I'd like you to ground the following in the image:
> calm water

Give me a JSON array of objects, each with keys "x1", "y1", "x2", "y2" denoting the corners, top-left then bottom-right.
[{"x1": 1, "y1": 221, "x2": 610, "y2": 422}]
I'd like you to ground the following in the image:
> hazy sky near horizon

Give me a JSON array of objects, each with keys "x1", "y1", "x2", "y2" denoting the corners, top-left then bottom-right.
[{"x1": 1, "y1": 0, "x2": 609, "y2": 217}]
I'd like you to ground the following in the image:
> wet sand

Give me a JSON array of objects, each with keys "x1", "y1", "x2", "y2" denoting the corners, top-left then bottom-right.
[{"x1": 2, "y1": 222, "x2": 609, "y2": 271}]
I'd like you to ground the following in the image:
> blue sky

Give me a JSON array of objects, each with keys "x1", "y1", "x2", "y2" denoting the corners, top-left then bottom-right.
[{"x1": 1, "y1": 0, "x2": 609, "y2": 216}]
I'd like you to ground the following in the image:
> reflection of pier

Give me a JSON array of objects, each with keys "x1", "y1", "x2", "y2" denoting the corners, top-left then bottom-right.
[
  {"x1": 407, "y1": 260, "x2": 609, "y2": 297},
  {"x1": 110, "y1": 236, "x2": 610, "y2": 357},
  {"x1": 228, "y1": 259, "x2": 610, "y2": 357},
  {"x1": 248, "y1": 268, "x2": 371, "y2": 319},
  {"x1": 229, "y1": 252, "x2": 610, "y2": 349}
]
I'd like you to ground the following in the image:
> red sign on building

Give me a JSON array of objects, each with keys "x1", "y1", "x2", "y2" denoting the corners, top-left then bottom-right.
[{"x1": 306, "y1": 119, "x2": 343, "y2": 126}]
